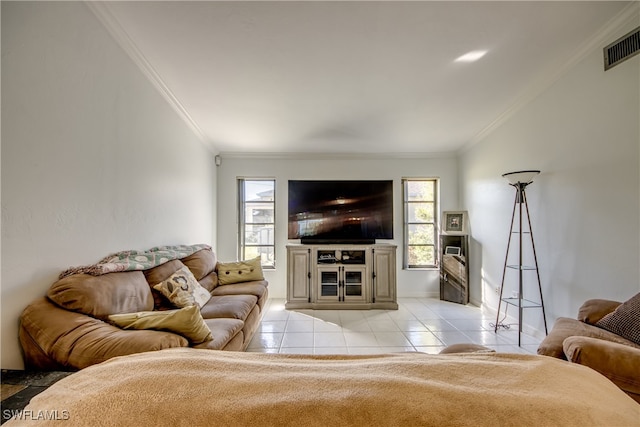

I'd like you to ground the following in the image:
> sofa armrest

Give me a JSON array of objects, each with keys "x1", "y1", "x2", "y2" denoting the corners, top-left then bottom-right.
[
  {"x1": 577, "y1": 299, "x2": 621, "y2": 325},
  {"x1": 563, "y1": 336, "x2": 640, "y2": 399},
  {"x1": 20, "y1": 297, "x2": 189, "y2": 370}
]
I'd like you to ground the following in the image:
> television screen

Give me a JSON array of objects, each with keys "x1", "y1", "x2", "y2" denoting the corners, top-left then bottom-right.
[{"x1": 288, "y1": 180, "x2": 393, "y2": 243}]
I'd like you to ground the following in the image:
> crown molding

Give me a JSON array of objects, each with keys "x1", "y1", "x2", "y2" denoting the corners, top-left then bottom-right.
[
  {"x1": 459, "y1": 2, "x2": 640, "y2": 154},
  {"x1": 85, "y1": 1, "x2": 217, "y2": 153},
  {"x1": 219, "y1": 151, "x2": 456, "y2": 160}
]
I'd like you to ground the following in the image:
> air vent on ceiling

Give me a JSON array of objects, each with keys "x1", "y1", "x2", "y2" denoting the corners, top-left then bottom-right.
[{"x1": 604, "y1": 26, "x2": 640, "y2": 70}]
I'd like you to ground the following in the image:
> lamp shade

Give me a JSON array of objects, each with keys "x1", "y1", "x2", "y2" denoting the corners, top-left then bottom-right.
[{"x1": 502, "y1": 170, "x2": 540, "y2": 185}]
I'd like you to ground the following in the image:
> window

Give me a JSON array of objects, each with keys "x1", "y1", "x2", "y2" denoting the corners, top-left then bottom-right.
[
  {"x1": 238, "y1": 179, "x2": 275, "y2": 268},
  {"x1": 403, "y1": 178, "x2": 438, "y2": 268}
]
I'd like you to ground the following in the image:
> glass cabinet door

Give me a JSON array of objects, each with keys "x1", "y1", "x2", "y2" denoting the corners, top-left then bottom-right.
[
  {"x1": 344, "y1": 271, "x2": 362, "y2": 296},
  {"x1": 319, "y1": 269, "x2": 339, "y2": 300},
  {"x1": 343, "y1": 267, "x2": 367, "y2": 302},
  {"x1": 317, "y1": 265, "x2": 367, "y2": 303}
]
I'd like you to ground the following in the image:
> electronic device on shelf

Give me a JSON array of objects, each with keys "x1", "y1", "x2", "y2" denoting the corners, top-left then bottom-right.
[
  {"x1": 444, "y1": 246, "x2": 461, "y2": 256},
  {"x1": 341, "y1": 250, "x2": 365, "y2": 264},
  {"x1": 318, "y1": 253, "x2": 337, "y2": 263}
]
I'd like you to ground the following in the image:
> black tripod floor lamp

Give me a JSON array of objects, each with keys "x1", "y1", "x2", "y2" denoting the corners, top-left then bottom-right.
[{"x1": 494, "y1": 170, "x2": 548, "y2": 346}]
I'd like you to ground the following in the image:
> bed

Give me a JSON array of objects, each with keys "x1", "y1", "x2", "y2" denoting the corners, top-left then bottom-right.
[{"x1": 6, "y1": 348, "x2": 639, "y2": 426}]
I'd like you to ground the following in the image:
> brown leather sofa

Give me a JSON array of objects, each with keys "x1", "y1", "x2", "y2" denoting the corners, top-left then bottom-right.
[
  {"x1": 19, "y1": 249, "x2": 268, "y2": 371},
  {"x1": 537, "y1": 298, "x2": 640, "y2": 403}
]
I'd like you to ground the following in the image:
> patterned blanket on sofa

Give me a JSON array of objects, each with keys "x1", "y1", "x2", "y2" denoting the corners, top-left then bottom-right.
[{"x1": 59, "y1": 244, "x2": 211, "y2": 279}]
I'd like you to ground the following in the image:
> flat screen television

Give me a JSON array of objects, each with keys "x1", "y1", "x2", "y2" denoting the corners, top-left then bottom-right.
[{"x1": 288, "y1": 180, "x2": 393, "y2": 244}]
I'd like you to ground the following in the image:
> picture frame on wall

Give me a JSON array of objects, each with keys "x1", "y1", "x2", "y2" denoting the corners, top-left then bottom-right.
[{"x1": 442, "y1": 211, "x2": 468, "y2": 235}]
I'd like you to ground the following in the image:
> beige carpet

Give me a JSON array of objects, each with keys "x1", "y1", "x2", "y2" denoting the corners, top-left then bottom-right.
[{"x1": 6, "y1": 348, "x2": 639, "y2": 426}]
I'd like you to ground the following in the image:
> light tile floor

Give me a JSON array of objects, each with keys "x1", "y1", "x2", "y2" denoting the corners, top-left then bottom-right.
[{"x1": 248, "y1": 298, "x2": 542, "y2": 355}]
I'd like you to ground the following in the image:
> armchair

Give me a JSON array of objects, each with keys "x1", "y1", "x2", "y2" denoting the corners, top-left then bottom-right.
[{"x1": 538, "y1": 298, "x2": 640, "y2": 403}]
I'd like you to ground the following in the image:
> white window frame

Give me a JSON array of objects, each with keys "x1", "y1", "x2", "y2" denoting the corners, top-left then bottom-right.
[
  {"x1": 238, "y1": 178, "x2": 276, "y2": 269},
  {"x1": 403, "y1": 178, "x2": 439, "y2": 269}
]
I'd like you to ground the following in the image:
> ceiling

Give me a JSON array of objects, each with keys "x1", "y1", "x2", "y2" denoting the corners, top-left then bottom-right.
[{"x1": 96, "y1": 1, "x2": 632, "y2": 155}]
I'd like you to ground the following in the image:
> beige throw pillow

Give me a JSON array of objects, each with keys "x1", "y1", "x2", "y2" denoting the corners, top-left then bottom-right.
[
  {"x1": 108, "y1": 305, "x2": 212, "y2": 344},
  {"x1": 217, "y1": 256, "x2": 264, "y2": 285},
  {"x1": 153, "y1": 265, "x2": 211, "y2": 308}
]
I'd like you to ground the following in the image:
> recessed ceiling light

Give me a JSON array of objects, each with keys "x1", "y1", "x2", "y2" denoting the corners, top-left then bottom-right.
[{"x1": 455, "y1": 50, "x2": 488, "y2": 63}]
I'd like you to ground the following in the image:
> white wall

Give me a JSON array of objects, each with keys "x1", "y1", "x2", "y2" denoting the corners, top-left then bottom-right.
[
  {"x1": 216, "y1": 155, "x2": 458, "y2": 299},
  {"x1": 1, "y1": 2, "x2": 216, "y2": 369},
  {"x1": 459, "y1": 16, "x2": 640, "y2": 335}
]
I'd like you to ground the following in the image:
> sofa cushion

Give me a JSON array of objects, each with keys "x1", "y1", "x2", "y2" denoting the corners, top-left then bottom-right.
[
  {"x1": 153, "y1": 266, "x2": 211, "y2": 308},
  {"x1": 211, "y1": 280, "x2": 268, "y2": 300},
  {"x1": 48, "y1": 271, "x2": 153, "y2": 320},
  {"x1": 192, "y1": 318, "x2": 245, "y2": 350},
  {"x1": 595, "y1": 292, "x2": 640, "y2": 345},
  {"x1": 217, "y1": 257, "x2": 264, "y2": 285},
  {"x1": 20, "y1": 297, "x2": 187, "y2": 370},
  {"x1": 577, "y1": 299, "x2": 622, "y2": 325},
  {"x1": 563, "y1": 336, "x2": 640, "y2": 401},
  {"x1": 537, "y1": 317, "x2": 640, "y2": 359},
  {"x1": 181, "y1": 249, "x2": 219, "y2": 292},
  {"x1": 198, "y1": 272, "x2": 219, "y2": 293},
  {"x1": 200, "y1": 295, "x2": 257, "y2": 320},
  {"x1": 144, "y1": 260, "x2": 184, "y2": 310},
  {"x1": 181, "y1": 249, "x2": 217, "y2": 281},
  {"x1": 109, "y1": 306, "x2": 212, "y2": 344}
]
